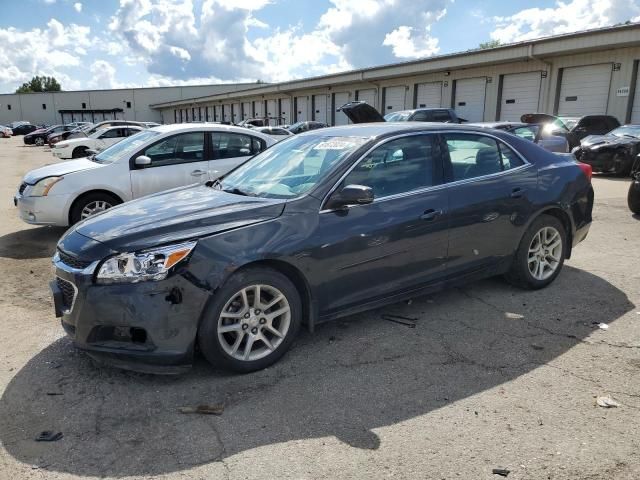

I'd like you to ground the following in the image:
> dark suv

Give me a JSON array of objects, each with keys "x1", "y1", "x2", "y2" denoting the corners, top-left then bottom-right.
[{"x1": 521, "y1": 114, "x2": 620, "y2": 150}]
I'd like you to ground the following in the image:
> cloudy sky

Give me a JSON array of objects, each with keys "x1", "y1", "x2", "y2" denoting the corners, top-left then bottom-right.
[{"x1": 1, "y1": 0, "x2": 639, "y2": 93}]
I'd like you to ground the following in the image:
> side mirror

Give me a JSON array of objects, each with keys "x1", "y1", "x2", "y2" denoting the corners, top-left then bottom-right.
[
  {"x1": 325, "y1": 184, "x2": 374, "y2": 210},
  {"x1": 135, "y1": 155, "x2": 152, "y2": 167}
]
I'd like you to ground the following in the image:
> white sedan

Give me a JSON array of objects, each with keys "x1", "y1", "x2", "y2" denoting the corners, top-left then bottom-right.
[
  {"x1": 52, "y1": 126, "x2": 144, "y2": 159},
  {"x1": 252, "y1": 126, "x2": 294, "y2": 142},
  {"x1": 15, "y1": 124, "x2": 275, "y2": 226}
]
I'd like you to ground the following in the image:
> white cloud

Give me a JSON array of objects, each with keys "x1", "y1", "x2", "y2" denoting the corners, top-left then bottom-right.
[
  {"x1": 106, "y1": 0, "x2": 451, "y2": 85},
  {"x1": 0, "y1": 18, "x2": 93, "y2": 91},
  {"x1": 383, "y1": 26, "x2": 440, "y2": 58},
  {"x1": 74, "y1": 2, "x2": 82, "y2": 13},
  {"x1": 88, "y1": 60, "x2": 132, "y2": 89},
  {"x1": 490, "y1": 0, "x2": 640, "y2": 43}
]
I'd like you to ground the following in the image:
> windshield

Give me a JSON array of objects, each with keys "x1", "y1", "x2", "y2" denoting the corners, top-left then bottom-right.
[
  {"x1": 218, "y1": 135, "x2": 368, "y2": 199},
  {"x1": 93, "y1": 130, "x2": 161, "y2": 164},
  {"x1": 384, "y1": 111, "x2": 412, "y2": 122},
  {"x1": 610, "y1": 125, "x2": 640, "y2": 138}
]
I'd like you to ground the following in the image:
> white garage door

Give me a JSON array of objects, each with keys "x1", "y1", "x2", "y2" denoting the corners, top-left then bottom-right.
[
  {"x1": 266, "y1": 100, "x2": 277, "y2": 118},
  {"x1": 280, "y1": 98, "x2": 291, "y2": 124},
  {"x1": 214, "y1": 105, "x2": 222, "y2": 122},
  {"x1": 223, "y1": 105, "x2": 232, "y2": 122},
  {"x1": 253, "y1": 101, "x2": 263, "y2": 118},
  {"x1": 383, "y1": 86, "x2": 407, "y2": 114},
  {"x1": 313, "y1": 94, "x2": 328, "y2": 123},
  {"x1": 500, "y1": 72, "x2": 542, "y2": 121},
  {"x1": 231, "y1": 103, "x2": 241, "y2": 123},
  {"x1": 558, "y1": 64, "x2": 612, "y2": 116},
  {"x1": 334, "y1": 92, "x2": 351, "y2": 125},
  {"x1": 415, "y1": 82, "x2": 442, "y2": 108},
  {"x1": 454, "y1": 77, "x2": 487, "y2": 122},
  {"x1": 296, "y1": 96, "x2": 309, "y2": 122},
  {"x1": 241, "y1": 102, "x2": 252, "y2": 120},
  {"x1": 357, "y1": 89, "x2": 377, "y2": 108}
]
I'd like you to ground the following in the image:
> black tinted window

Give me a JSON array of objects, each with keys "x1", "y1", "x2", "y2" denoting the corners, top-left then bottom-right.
[
  {"x1": 342, "y1": 135, "x2": 437, "y2": 198},
  {"x1": 431, "y1": 110, "x2": 453, "y2": 122},
  {"x1": 143, "y1": 132, "x2": 205, "y2": 166},
  {"x1": 443, "y1": 134, "x2": 524, "y2": 181},
  {"x1": 100, "y1": 128, "x2": 124, "y2": 139},
  {"x1": 211, "y1": 132, "x2": 263, "y2": 159}
]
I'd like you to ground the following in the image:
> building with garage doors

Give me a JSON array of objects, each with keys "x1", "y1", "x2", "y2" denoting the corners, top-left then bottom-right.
[
  {"x1": 0, "y1": 83, "x2": 259, "y2": 126},
  {"x1": 152, "y1": 23, "x2": 640, "y2": 127}
]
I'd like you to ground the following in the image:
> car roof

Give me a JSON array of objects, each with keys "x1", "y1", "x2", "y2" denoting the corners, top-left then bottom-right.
[
  {"x1": 148, "y1": 123, "x2": 275, "y2": 141},
  {"x1": 297, "y1": 122, "x2": 513, "y2": 138}
]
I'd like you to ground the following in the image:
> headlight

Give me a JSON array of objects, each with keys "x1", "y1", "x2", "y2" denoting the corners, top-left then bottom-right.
[
  {"x1": 96, "y1": 241, "x2": 196, "y2": 284},
  {"x1": 30, "y1": 176, "x2": 63, "y2": 196}
]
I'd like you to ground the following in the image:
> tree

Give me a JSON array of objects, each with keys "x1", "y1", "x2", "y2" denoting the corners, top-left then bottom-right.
[
  {"x1": 16, "y1": 76, "x2": 62, "y2": 93},
  {"x1": 478, "y1": 39, "x2": 502, "y2": 50}
]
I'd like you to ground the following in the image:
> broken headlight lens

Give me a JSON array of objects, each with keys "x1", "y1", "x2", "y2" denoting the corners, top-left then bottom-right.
[{"x1": 96, "y1": 241, "x2": 196, "y2": 284}]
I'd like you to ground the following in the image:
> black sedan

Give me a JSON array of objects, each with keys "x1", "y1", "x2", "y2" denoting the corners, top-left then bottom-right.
[
  {"x1": 573, "y1": 124, "x2": 640, "y2": 176},
  {"x1": 11, "y1": 123, "x2": 39, "y2": 136},
  {"x1": 52, "y1": 123, "x2": 594, "y2": 373},
  {"x1": 24, "y1": 124, "x2": 75, "y2": 146}
]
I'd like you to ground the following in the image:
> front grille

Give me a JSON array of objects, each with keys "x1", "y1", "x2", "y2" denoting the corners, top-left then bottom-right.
[
  {"x1": 56, "y1": 277, "x2": 76, "y2": 310},
  {"x1": 57, "y1": 249, "x2": 92, "y2": 270},
  {"x1": 18, "y1": 183, "x2": 27, "y2": 195}
]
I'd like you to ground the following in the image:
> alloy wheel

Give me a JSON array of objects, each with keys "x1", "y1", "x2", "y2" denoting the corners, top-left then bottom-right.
[
  {"x1": 217, "y1": 284, "x2": 291, "y2": 362},
  {"x1": 80, "y1": 200, "x2": 113, "y2": 219},
  {"x1": 35, "y1": 137, "x2": 44, "y2": 146},
  {"x1": 528, "y1": 226, "x2": 562, "y2": 281}
]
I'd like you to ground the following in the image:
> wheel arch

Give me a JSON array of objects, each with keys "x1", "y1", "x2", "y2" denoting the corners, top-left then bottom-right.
[
  {"x1": 231, "y1": 259, "x2": 316, "y2": 332},
  {"x1": 526, "y1": 206, "x2": 574, "y2": 259},
  {"x1": 67, "y1": 189, "x2": 124, "y2": 225}
]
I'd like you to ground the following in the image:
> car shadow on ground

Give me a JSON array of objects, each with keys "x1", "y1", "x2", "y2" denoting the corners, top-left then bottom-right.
[
  {"x1": 0, "y1": 266, "x2": 634, "y2": 477},
  {"x1": 0, "y1": 226, "x2": 66, "y2": 259}
]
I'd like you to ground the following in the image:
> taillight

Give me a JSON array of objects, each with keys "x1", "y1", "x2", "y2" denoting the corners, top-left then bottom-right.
[{"x1": 577, "y1": 162, "x2": 592, "y2": 182}]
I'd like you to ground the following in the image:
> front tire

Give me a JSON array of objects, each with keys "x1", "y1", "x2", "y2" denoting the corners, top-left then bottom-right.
[
  {"x1": 69, "y1": 192, "x2": 121, "y2": 224},
  {"x1": 34, "y1": 137, "x2": 45, "y2": 146},
  {"x1": 198, "y1": 267, "x2": 301, "y2": 373},
  {"x1": 505, "y1": 215, "x2": 566, "y2": 289}
]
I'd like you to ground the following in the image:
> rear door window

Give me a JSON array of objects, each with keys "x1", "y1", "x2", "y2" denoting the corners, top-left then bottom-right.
[
  {"x1": 442, "y1": 133, "x2": 525, "y2": 181},
  {"x1": 210, "y1": 132, "x2": 265, "y2": 159}
]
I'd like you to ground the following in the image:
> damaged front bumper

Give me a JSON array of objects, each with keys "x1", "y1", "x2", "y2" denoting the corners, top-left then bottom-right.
[{"x1": 52, "y1": 252, "x2": 210, "y2": 374}]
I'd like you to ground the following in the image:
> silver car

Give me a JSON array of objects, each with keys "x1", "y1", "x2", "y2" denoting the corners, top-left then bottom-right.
[{"x1": 469, "y1": 122, "x2": 569, "y2": 153}]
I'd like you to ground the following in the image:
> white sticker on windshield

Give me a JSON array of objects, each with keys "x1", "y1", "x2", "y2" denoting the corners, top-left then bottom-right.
[{"x1": 312, "y1": 140, "x2": 357, "y2": 150}]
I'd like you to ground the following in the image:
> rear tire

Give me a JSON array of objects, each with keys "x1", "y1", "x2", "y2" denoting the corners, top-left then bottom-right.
[
  {"x1": 69, "y1": 192, "x2": 121, "y2": 225},
  {"x1": 505, "y1": 215, "x2": 566, "y2": 289},
  {"x1": 198, "y1": 267, "x2": 301, "y2": 373},
  {"x1": 628, "y1": 179, "x2": 640, "y2": 215},
  {"x1": 72, "y1": 146, "x2": 88, "y2": 158}
]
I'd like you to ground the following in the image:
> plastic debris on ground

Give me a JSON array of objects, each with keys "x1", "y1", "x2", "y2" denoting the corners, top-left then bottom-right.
[
  {"x1": 596, "y1": 396, "x2": 621, "y2": 408},
  {"x1": 35, "y1": 431, "x2": 63, "y2": 442},
  {"x1": 492, "y1": 468, "x2": 510, "y2": 477},
  {"x1": 178, "y1": 404, "x2": 225, "y2": 415}
]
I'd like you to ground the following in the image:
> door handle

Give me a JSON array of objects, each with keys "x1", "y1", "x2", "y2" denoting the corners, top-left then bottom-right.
[
  {"x1": 191, "y1": 170, "x2": 207, "y2": 177},
  {"x1": 510, "y1": 187, "x2": 526, "y2": 198},
  {"x1": 420, "y1": 209, "x2": 442, "y2": 221}
]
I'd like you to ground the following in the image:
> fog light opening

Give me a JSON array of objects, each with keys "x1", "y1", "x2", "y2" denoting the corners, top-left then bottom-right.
[{"x1": 130, "y1": 327, "x2": 147, "y2": 344}]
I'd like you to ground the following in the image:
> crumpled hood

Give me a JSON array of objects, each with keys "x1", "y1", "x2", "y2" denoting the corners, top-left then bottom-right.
[
  {"x1": 23, "y1": 158, "x2": 102, "y2": 184},
  {"x1": 337, "y1": 101, "x2": 386, "y2": 123},
  {"x1": 580, "y1": 134, "x2": 638, "y2": 148},
  {"x1": 72, "y1": 184, "x2": 286, "y2": 252},
  {"x1": 521, "y1": 113, "x2": 558, "y2": 124}
]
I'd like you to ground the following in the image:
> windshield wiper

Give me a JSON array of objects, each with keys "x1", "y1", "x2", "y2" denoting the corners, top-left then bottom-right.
[{"x1": 222, "y1": 187, "x2": 254, "y2": 197}]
